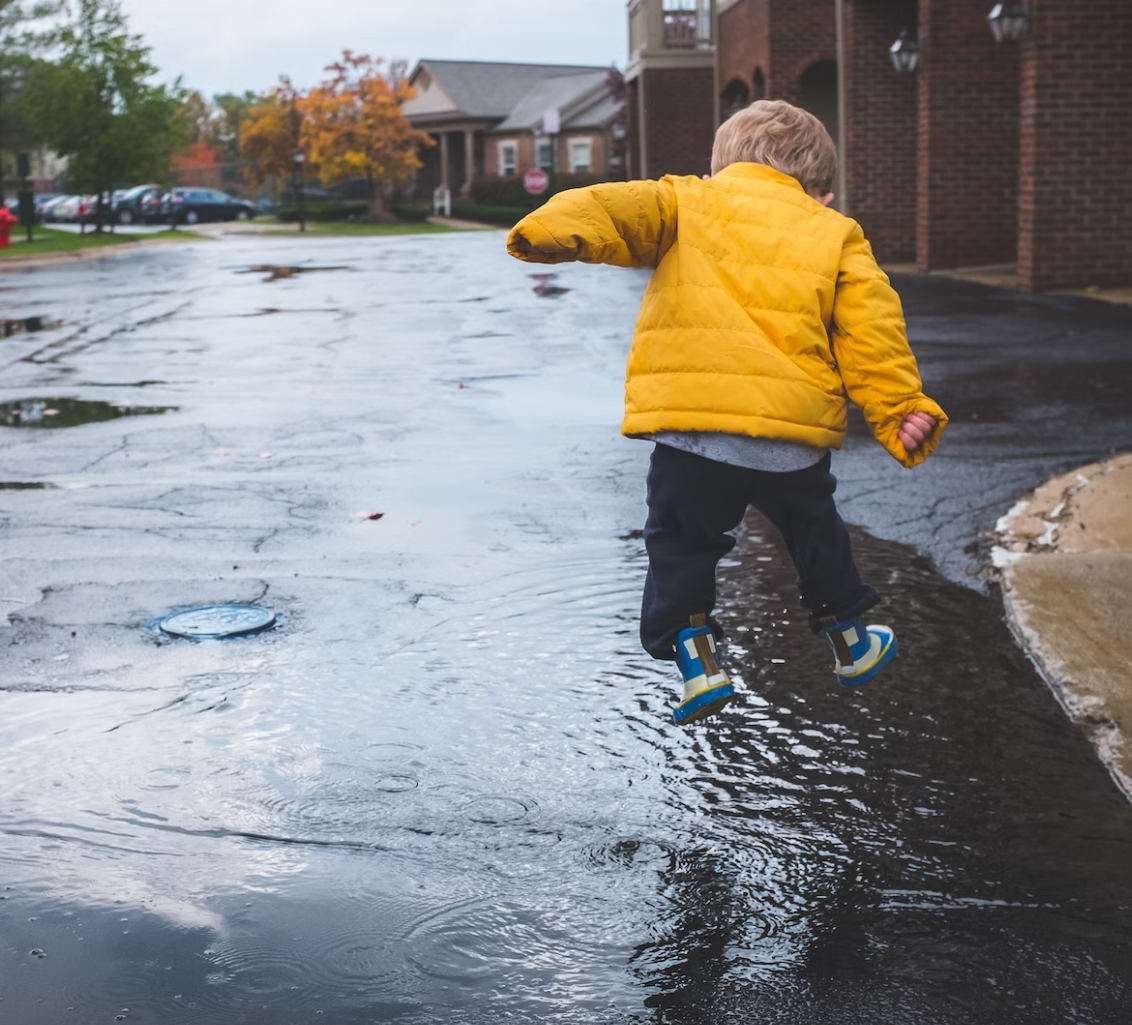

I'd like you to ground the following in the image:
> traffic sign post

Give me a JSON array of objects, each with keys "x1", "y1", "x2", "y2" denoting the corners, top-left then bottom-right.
[{"x1": 523, "y1": 169, "x2": 550, "y2": 196}]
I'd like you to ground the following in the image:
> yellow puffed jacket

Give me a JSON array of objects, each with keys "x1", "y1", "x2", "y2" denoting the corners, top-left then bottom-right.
[{"x1": 506, "y1": 163, "x2": 946, "y2": 468}]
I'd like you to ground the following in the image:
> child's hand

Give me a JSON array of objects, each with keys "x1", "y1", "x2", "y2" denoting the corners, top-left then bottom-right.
[{"x1": 898, "y1": 411, "x2": 938, "y2": 453}]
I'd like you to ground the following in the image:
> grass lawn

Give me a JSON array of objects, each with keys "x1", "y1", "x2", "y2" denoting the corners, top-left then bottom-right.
[
  {"x1": 262, "y1": 220, "x2": 466, "y2": 236},
  {"x1": 1, "y1": 226, "x2": 202, "y2": 260}
]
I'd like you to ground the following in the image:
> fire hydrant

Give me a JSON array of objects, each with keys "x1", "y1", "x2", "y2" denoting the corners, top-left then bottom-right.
[{"x1": 0, "y1": 206, "x2": 15, "y2": 249}]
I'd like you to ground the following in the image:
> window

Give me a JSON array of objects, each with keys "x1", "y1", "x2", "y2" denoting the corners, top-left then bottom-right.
[
  {"x1": 536, "y1": 139, "x2": 554, "y2": 173},
  {"x1": 569, "y1": 140, "x2": 592, "y2": 174},
  {"x1": 498, "y1": 142, "x2": 517, "y2": 176},
  {"x1": 721, "y1": 78, "x2": 751, "y2": 120}
]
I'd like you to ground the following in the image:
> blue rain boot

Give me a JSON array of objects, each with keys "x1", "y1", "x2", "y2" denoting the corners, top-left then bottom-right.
[
  {"x1": 672, "y1": 614, "x2": 735, "y2": 725},
  {"x1": 820, "y1": 615, "x2": 898, "y2": 686}
]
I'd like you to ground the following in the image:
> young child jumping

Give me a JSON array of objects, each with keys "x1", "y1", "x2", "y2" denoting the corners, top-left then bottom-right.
[{"x1": 506, "y1": 100, "x2": 946, "y2": 726}]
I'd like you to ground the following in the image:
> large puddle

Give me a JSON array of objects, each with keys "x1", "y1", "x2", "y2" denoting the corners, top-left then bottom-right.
[
  {"x1": 1, "y1": 397, "x2": 178, "y2": 428},
  {"x1": 4, "y1": 522, "x2": 1132, "y2": 1025}
]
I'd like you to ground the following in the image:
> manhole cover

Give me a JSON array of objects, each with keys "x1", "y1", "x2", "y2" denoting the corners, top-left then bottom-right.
[{"x1": 159, "y1": 604, "x2": 276, "y2": 640}]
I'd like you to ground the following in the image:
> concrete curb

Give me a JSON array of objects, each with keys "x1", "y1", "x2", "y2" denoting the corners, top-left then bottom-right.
[{"x1": 994, "y1": 454, "x2": 1132, "y2": 802}]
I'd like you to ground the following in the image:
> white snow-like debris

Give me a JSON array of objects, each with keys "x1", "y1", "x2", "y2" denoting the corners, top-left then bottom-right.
[
  {"x1": 991, "y1": 546, "x2": 1026, "y2": 569},
  {"x1": 995, "y1": 498, "x2": 1030, "y2": 535}
]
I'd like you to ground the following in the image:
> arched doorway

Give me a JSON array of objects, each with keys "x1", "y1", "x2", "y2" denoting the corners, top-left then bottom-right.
[
  {"x1": 798, "y1": 60, "x2": 839, "y2": 145},
  {"x1": 721, "y1": 78, "x2": 750, "y2": 120}
]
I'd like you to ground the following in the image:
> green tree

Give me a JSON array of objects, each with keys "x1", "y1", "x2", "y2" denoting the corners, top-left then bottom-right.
[
  {"x1": 212, "y1": 91, "x2": 256, "y2": 163},
  {"x1": 180, "y1": 89, "x2": 214, "y2": 146},
  {"x1": 0, "y1": 0, "x2": 63, "y2": 199},
  {"x1": 22, "y1": 0, "x2": 184, "y2": 230}
]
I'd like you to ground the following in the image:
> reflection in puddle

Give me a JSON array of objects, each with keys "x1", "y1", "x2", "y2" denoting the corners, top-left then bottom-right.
[
  {"x1": 530, "y1": 273, "x2": 571, "y2": 298},
  {"x1": 2, "y1": 315, "x2": 63, "y2": 337},
  {"x1": 1, "y1": 397, "x2": 178, "y2": 428},
  {"x1": 241, "y1": 265, "x2": 350, "y2": 283}
]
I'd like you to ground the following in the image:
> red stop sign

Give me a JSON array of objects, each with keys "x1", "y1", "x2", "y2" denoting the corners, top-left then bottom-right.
[{"x1": 523, "y1": 169, "x2": 549, "y2": 195}]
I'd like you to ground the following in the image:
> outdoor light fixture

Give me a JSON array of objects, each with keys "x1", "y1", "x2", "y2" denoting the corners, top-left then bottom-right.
[
  {"x1": 889, "y1": 31, "x2": 921, "y2": 74},
  {"x1": 987, "y1": 2, "x2": 1030, "y2": 43},
  {"x1": 294, "y1": 148, "x2": 305, "y2": 164}
]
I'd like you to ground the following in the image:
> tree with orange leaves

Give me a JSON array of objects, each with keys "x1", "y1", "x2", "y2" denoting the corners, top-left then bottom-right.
[
  {"x1": 302, "y1": 52, "x2": 432, "y2": 218},
  {"x1": 240, "y1": 77, "x2": 304, "y2": 188},
  {"x1": 173, "y1": 140, "x2": 220, "y2": 188}
]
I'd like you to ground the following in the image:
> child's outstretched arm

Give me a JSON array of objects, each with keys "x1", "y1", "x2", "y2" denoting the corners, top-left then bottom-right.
[
  {"x1": 506, "y1": 179, "x2": 678, "y2": 269},
  {"x1": 831, "y1": 224, "x2": 948, "y2": 468}
]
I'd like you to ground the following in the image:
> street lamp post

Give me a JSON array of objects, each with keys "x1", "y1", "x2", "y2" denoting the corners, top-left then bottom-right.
[{"x1": 293, "y1": 148, "x2": 306, "y2": 233}]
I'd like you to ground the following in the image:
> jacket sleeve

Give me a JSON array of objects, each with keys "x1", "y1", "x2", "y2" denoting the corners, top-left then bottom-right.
[
  {"x1": 506, "y1": 179, "x2": 679, "y2": 269},
  {"x1": 831, "y1": 223, "x2": 948, "y2": 468}
]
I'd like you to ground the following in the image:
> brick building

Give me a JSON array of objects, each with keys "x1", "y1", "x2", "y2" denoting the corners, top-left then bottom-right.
[
  {"x1": 626, "y1": 0, "x2": 1132, "y2": 291},
  {"x1": 402, "y1": 61, "x2": 625, "y2": 200}
]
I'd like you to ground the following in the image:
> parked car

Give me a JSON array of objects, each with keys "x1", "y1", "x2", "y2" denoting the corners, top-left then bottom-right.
[
  {"x1": 33, "y1": 194, "x2": 64, "y2": 214},
  {"x1": 158, "y1": 188, "x2": 256, "y2": 225},
  {"x1": 46, "y1": 195, "x2": 88, "y2": 222},
  {"x1": 113, "y1": 184, "x2": 162, "y2": 225},
  {"x1": 139, "y1": 191, "x2": 164, "y2": 223},
  {"x1": 39, "y1": 195, "x2": 74, "y2": 222}
]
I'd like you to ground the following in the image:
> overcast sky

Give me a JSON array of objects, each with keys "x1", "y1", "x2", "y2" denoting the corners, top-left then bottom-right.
[{"x1": 117, "y1": 0, "x2": 629, "y2": 98}]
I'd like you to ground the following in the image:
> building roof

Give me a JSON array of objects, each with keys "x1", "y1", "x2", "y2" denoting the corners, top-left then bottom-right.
[
  {"x1": 494, "y1": 71, "x2": 611, "y2": 131},
  {"x1": 562, "y1": 90, "x2": 624, "y2": 131},
  {"x1": 404, "y1": 59, "x2": 613, "y2": 125}
]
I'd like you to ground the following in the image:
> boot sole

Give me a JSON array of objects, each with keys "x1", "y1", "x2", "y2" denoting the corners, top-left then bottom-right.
[{"x1": 673, "y1": 684, "x2": 735, "y2": 725}]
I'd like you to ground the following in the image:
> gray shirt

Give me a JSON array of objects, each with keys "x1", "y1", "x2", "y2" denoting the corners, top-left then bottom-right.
[{"x1": 652, "y1": 431, "x2": 829, "y2": 473}]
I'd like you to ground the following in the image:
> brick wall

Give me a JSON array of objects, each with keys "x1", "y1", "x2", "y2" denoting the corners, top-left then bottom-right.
[
  {"x1": 627, "y1": 77, "x2": 642, "y2": 179},
  {"x1": 482, "y1": 135, "x2": 535, "y2": 177},
  {"x1": 719, "y1": 0, "x2": 770, "y2": 101},
  {"x1": 768, "y1": 0, "x2": 837, "y2": 105},
  {"x1": 558, "y1": 132, "x2": 607, "y2": 174},
  {"x1": 917, "y1": 0, "x2": 1020, "y2": 270},
  {"x1": 1018, "y1": 0, "x2": 1132, "y2": 290},
  {"x1": 641, "y1": 67, "x2": 716, "y2": 178},
  {"x1": 843, "y1": 0, "x2": 918, "y2": 262}
]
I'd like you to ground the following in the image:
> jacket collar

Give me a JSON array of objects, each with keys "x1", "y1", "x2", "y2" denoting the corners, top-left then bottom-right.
[{"x1": 714, "y1": 163, "x2": 806, "y2": 193}]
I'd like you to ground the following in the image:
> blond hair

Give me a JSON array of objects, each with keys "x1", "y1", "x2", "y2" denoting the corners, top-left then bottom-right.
[{"x1": 711, "y1": 99, "x2": 837, "y2": 194}]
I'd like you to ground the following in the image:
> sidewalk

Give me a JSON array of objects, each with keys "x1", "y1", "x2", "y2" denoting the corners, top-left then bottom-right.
[
  {"x1": 884, "y1": 261, "x2": 1132, "y2": 307},
  {"x1": 995, "y1": 453, "x2": 1132, "y2": 800}
]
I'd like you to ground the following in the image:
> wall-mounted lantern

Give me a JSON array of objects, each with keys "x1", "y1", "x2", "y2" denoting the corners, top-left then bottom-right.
[
  {"x1": 889, "y1": 31, "x2": 921, "y2": 74},
  {"x1": 987, "y1": 2, "x2": 1030, "y2": 43}
]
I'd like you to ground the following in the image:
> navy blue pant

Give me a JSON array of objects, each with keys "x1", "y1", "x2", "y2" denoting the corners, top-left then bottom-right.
[{"x1": 640, "y1": 444, "x2": 879, "y2": 660}]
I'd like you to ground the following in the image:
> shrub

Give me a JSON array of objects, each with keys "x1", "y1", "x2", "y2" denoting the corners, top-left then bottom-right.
[
  {"x1": 390, "y1": 203, "x2": 431, "y2": 223},
  {"x1": 276, "y1": 201, "x2": 370, "y2": 223},
  {"x1": 468, "y1": 172, "x2": 619, "y2": 210},
  {"x1": 450, "y1": 204, "x2": 533, "y2": 227}
]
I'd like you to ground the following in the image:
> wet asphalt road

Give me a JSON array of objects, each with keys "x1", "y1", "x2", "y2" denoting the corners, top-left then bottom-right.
[{"x1": 2, "y1": 233, "x2": 1132, "y2": 1024}]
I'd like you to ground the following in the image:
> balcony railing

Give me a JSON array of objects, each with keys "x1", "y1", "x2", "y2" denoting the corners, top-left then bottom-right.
[{"x1": 661, "y1": 1, "x2": 711, "y2": 50}]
